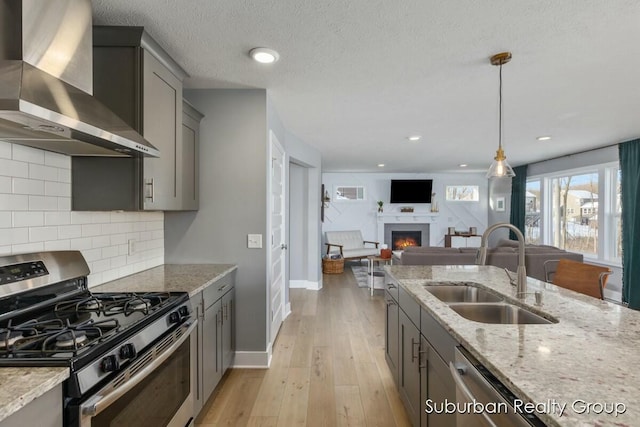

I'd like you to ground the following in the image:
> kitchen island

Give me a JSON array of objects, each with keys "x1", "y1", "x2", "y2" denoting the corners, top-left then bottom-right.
[{"x1": 386, "y1": 264, "x2": 638, "y2": 427}]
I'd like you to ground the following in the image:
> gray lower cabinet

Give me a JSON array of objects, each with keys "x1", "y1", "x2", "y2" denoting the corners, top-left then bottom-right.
[
  {"x1": 385, "y1": 276, "x2": 458, "y2": 427},
  {"x1": 0, "y1": 385, "x2": 62, "y2": 427},
  {"x1": 191, "y1": 271, "x2": 236, "y2": 418},
  {"x1": 399, "y1": 310, "x2": 421, "y2": 427}
]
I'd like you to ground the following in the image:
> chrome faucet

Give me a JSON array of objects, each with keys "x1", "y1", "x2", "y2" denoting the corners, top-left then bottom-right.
[{"x1": 475, "y1": 223, "x2": 527, "y2": 299}]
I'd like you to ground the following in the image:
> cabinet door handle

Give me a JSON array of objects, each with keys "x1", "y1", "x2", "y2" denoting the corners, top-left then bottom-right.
[
  {"x1": 386, "y1": 299, "x2": 396, "y2": 306},
  {"x1": 419, "y1": 349, "x2": 428, "y2": 369},
  {"x1": 223, "y1": 303, "x2": 228, "y2": 320},
  {"x1": 387, "y1": 283, "x2": 396, "y2": 289},
  {"x1": 217, "y1": 308, "x2": 223, "y2": 325},
  {"x1": 144, "y1": 178, "x2": 154, "y2": 203},
  {"x1": 218, "y1": 284, "x2": 228, "y2": 292},
  {"x1": 411, "y1": 338, "x2": 420, "y2": 363}
]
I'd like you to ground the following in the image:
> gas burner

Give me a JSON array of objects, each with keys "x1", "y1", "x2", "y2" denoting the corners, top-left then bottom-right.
[
  {"x1": 55, "y1": 331, "x2": 88, "y2": 349},
  {"x1": 55, "y1": 296, "x2": 103, "y2": 315}
]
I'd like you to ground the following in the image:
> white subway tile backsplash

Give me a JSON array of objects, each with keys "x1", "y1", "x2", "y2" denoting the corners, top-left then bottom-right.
[
  {"x1": 0, "y1": 212, "x2": 11, "y2": 228},
  {"x1": 101, "y1": 245, "x2": 119, "y2": 259},
  {"x1": 0, "y1": 142, "x2": 11, "y2": 159},
  {"x1": 0, "y1": 194, "x2": 28, "y2": 211},
  {"x1": 0, "y1": 177, "x2": 10, "y2": 193},
  {"x1": 12, "y1": 178, "x2": 45, "y2": 195},
  {"x1": 69, "y1": 237, "x2": 92, "y2": 250},
  {"x1": 45, "y1": 181, "x2": 70, "y2": 197},
  {"x1": 44, "y1": 151, "x2": 70, "y2": 169},
  {"x1": 29, "y1": 164, "x2": 59, "y2": 181},
  {"x1": 0, "y1": 159, "x2": 29, "y2": 179},
  {"x1": 57, "y1": 197, "x2": 71, "y2": 211},
  {"x1": 2, "y1": 142, "x2": 164, "y2": 287},
  {"x1": 70, "y1": 211, "x2": 94, "y2": 225},
  {"x1": 1, "y1": 227, "x2": 29, "y2": 245},
  {"x1": 59, "y1": 225, "x2": 82, "y2": 239},
  {"x1": 28, "y1": 195, "x2": 58, "y2": 211},
  {"x1": 12, "y1": 145, "x2": 44, "y2": 164},
  {"x1": 29, "y1": 226, "x2": 58, "y2": 242},
  {"x1": 58, "y1": 168, "x2": 71, "y2": 183},
  {"x1": 45, "y1": 211, "x2": 70, "y2": 226},
  {"x1": 12, "y1": 242, "x2": 44, "y2": 253},
  {"x1": 44, "y1": 239, "x2": 71, "y2": 251},
  {"x1": 13, "y1": 212, "x2": 44, "y2": 227},
  {"x1": 92, "y1": 235, "x2": 110, "y2": 248},
  {"x1": 81, "y1": 224, "x2": 102, "y2": 237}
]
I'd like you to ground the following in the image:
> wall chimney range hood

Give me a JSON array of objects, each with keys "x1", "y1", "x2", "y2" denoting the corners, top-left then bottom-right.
[{"x1": 0, "y1": 0, "x2": 159, "y2": 157}]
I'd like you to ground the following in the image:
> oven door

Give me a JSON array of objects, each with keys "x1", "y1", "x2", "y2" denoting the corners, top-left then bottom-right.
[{"x1": 77, "y1": 321, "x2": 197, "y2": 427}]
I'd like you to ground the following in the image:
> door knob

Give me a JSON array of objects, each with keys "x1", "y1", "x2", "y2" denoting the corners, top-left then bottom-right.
[{"x1": 281, "y1": 244, "x2": 288, "y2": 250}]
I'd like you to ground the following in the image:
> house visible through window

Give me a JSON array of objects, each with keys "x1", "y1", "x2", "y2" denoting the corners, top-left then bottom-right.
[
  {"x1": 445, "y1": 185, "x2": 479, "y2": 201},
  {"x1": 526, "y1": 163, "x2": 620, "y2": 264},
  {"x1": 335, "y1": 186, "x2": 365, "y2": 201}
]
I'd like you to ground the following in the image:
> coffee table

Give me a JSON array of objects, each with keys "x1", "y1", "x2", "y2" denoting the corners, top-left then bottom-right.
[{"x1": 367, "y1": 255, "x2": 393, "y2": 296}]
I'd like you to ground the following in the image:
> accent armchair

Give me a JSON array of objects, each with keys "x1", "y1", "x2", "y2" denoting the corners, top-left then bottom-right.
[{"x1": 325, "y1": 230, "x2": 379, "y2": 261}]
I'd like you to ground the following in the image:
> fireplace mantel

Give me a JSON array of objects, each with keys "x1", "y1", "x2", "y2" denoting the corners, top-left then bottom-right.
[
  {"x1": 377, "y1": 212, "x2": 439, "y2": 247},
  {"x1": 376, "y1": 213, "x2": 439, "y2": 223}
]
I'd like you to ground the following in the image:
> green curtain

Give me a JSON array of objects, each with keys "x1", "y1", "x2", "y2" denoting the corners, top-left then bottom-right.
[
  {"x1": 619, "y1": 139, "x2": 640, "y2": 309},
  {"x1": 509, "y1": 165, "x2": 528, "y2": 240}
]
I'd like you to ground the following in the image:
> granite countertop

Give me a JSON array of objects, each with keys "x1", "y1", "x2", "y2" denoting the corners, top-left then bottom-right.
[
  {"x1": 387, "y1": 265, "x2": 637, "y2": 427},
  {"x1": 0, "y1": 367, "x2": 68, "y2": 422},
  {"x1": 92, "y1": 264, "x2": 237, "y2": 297}
]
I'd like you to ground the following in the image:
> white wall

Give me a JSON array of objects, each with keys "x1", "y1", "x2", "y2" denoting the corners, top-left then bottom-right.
[
  {"x1": 289, "y1": 164, "x2": 308, "y2": 281},
  {"x1": 0, "y1": 141, "x2": 164, "y2": 286},
  {"x1": 322, "y1": 172, "x2": 488, "y2": 246}
]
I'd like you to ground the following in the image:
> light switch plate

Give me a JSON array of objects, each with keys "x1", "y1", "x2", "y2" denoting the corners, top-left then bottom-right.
[{"x1": 247, "y1": 234, "x2": 262, "y2": 249}]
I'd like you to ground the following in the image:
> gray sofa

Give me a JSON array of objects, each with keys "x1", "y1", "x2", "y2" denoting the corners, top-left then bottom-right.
[{"x1": 399, "y1": 239, "x2": 583, "y2": 281}]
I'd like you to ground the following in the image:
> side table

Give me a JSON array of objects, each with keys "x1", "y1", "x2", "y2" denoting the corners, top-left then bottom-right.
[{"x1": 367, "y1": 255, "x2": 393, "y2": 296}]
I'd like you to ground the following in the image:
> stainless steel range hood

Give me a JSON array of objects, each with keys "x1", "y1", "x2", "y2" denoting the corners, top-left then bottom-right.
[{"x1": 0, "y1": 0, "x2": 159, "y2": 157}]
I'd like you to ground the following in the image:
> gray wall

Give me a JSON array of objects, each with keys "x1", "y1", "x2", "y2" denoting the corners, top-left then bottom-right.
[
  {"x1": 164, "y1": 89, "x2": 268, "y2": 352},
  {"x1": 289, "y1": 164, "x2": 308, "y2": 281}
]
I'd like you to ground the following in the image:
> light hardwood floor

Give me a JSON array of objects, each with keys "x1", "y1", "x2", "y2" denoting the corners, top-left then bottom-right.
[{"x1": 195, "y1": 265, "x2": 411, "y2": 427}]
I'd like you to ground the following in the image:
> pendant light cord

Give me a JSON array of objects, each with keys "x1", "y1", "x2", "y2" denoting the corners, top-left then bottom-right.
[{"x1": 498, "y1": 63, "x2": 503, "y2": 151}]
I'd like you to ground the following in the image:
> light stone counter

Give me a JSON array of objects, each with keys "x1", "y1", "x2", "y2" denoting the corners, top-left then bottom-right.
[
  {"x1": 92, "y1": 264, "x2": 237, "y2": 297},
  {"x1": 0, "y1": 367, "x2": 68, "y2": 422},
  {"x1": 387, "y1": 264, "x2": 637, "y2": 427}
]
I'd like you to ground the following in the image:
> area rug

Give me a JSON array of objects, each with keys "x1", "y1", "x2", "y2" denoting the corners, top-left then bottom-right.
[{"x1": 351, "y1": 265, "x2": 385, "y2": 288}]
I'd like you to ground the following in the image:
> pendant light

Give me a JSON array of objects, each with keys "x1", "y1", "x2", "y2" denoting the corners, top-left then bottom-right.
[{"x1": 486, "y1": 52, "x2": 516, "y2": 178}]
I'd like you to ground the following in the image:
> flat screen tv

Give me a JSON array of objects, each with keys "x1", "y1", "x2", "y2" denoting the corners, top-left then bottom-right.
[{"x1": 390, "y1": 179, "x2": 433, "y2": 203}]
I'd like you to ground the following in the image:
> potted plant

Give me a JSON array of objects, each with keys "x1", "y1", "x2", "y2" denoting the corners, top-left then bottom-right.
[{"x1": 377, "y1": 200, "x2": 384, "y2": 213}]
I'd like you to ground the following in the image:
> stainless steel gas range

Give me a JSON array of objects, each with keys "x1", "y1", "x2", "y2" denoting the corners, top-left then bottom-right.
[{"x1": 0, "y1": 251, "x2": 195, "y2": 427}]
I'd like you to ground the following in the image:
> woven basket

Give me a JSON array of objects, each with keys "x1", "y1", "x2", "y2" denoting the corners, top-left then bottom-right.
[{"x1": 322, "y1": 257, "x2": 345, "y2": 274}]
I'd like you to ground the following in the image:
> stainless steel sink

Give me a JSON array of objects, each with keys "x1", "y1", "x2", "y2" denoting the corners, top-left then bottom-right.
[
  {"x1": 424, "y1": 285, "x2": 503, "y2": 303},
  {"x1": 448, "y1": 303, "x2": 557, "y2": 325}
]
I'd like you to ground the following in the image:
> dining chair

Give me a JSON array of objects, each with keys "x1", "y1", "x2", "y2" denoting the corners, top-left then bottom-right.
[{"x1": 544, "y1": 258, "x2": 612, "y2": 299}]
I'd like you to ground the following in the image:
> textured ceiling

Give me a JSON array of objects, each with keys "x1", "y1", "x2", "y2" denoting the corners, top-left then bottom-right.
[{"x1": 92, "y1": 0, "x2": 640, "y2": 173}]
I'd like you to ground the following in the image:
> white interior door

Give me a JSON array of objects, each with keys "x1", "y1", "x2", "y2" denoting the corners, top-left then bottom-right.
[{"x1": 269, "y1": 132, "x2": 286, "y2": 345}]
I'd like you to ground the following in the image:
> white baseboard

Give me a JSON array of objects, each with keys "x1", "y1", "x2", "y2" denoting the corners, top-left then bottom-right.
[
  {"x1": 289, "y1": 280, "x2": 322, "y2": 290},
  {"x1": 284, "y1": 302, "x2": 292, "y2": 318},
  {"x1": 233, "y1": 350, "x2": 270, "y2": 368}
]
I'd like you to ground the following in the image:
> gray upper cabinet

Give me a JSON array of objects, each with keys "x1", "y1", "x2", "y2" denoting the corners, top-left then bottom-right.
[
  {"x1": 181, "y1": 101, "x2": 203, "y2": 210},
  {"x1": 72, "y1": 26, "x2": 197, "y2": 211}
]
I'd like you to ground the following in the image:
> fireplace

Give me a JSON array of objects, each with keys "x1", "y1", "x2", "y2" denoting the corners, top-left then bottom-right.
[
  {"x1": 392, "y1": 231, "x2": 422, "y2": 250},
  {"x1": 383, "y1": 222, "x2": 430, "y2": 249}
]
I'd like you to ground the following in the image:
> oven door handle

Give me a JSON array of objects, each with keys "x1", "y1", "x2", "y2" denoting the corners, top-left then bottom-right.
[{"x1": 81, "y1": 320, "x2": 197, "y2": 417}]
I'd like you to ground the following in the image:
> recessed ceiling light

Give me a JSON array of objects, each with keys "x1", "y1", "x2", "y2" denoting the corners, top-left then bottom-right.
[
  {"x1": 249, "y1": 47, "x2": 280, "y2": 64},
  {"x1": 536, "y1": 136, "x2": 551, "y2": 141},
  {"x1": 407, "y1": 135, "x2": 421, "y2": 141},
  {"x1": 459, "y1": 164, "x2": 468, "y2": 168},
  {"x1": 377, "y1": 163, "x2": 385, "y2": 168}
]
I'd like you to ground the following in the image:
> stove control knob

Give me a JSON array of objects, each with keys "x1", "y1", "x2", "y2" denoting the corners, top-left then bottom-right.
[
  {"x1": 178, "y1": 306, "x2": 189, "y2": 318},
  {"x1": 100, "y1": 355, "x2": 120, "y2": 373},
  {"x1": 168, "y1": 311, "x2": 181, "y2": 324},
  {"x1": 119, "y1": 343, "x2": 137, "y2": 360}
]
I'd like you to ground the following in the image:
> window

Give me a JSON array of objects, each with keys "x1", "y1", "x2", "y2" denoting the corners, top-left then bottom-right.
[
  {"x1": 527, "y1": 162, "x2": 620, "y2": 264},
  {"x1": 525, "y1": 180, "x2": 540, "y2": 244},
  {"x1": 445, "y1": 185, "x2": 479, "y2": 201},
  {"x1": 334, "y1": 185, "x2": 365, "y2": 201}
]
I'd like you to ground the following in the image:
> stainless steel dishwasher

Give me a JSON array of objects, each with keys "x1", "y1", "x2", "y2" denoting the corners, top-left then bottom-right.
[{"x1": 449, "y1": 347, "x2": 546, "y2": 427}]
